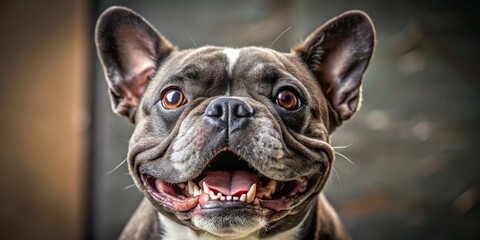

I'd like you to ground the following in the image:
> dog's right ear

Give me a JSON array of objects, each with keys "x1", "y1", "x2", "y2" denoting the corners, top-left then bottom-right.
[{"x1": 95, "y1": 6, "x2": 176, "y2": 122}]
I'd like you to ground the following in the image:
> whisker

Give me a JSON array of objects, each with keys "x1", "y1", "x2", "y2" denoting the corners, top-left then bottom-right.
[
  {"x1": 332, "y1": 142, "x2": 353, "y2": 149},
  {"x1": 332, "y1": 167, "x2": 342, "y2": 189},
  {"x1": 106, "y1": 157, "x2": 128, "y2": 175},
  {"x1": 269, "y1": 26, "x2": 292, "y2": 49},
  {"x1": 124, "y1": 184, "x2": 136, "y2": 190},
  {"x1": 335, "y1": 151, "x2": 357, "y2": 166},
  {"x1": 190, "y1": 37, "x2": 198, "y2": 48}
]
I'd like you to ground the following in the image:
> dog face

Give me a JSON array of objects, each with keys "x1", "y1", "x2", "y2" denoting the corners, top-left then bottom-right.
[{"x1": 96, "y1": 7, "x2": 374, "y2": 239}]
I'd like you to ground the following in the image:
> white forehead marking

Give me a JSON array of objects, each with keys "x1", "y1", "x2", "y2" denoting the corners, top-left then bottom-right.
[{"x1": 223, "y1": 48, "x2": 241, "y2": 77}]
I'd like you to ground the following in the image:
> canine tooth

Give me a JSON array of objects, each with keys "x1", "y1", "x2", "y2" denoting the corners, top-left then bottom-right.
[
  {"x1": 233, "y1": 196, "x2": 239, "y2": 201},
  {"x1": 240, "y1": 194, "x2": 246, "y2": 202},
  {"x1": 177, "y1": 183, "x2": 186, "y2": 189},
  {"x1": 209, "y1": 191, "x2": 217, "y2": 200},
  {"x1": 220, "y1": 196, "x2": 225, "y2": 201},
  {"x1": 246, "y1": 184, "x2": 256, "y2": 203},
  {"x1": 226, "y1": 196, "x2": 232, "y2": 201},
  {"x1": 202, "y1": 182, "x2": 210, "y2": 193}
]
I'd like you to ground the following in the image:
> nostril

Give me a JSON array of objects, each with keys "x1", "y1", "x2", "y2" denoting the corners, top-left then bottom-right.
[
  {"x1": 234, "y1": 103, "x2": 254, "y2": 118},
  {"x1": 205, "y1": 104, "x2": 223, "y2": 117}
]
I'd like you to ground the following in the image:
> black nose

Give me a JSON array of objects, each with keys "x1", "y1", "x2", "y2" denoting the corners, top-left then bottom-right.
[{"x1": 204, "y1": 97, "x2": 254, "y2": 132}]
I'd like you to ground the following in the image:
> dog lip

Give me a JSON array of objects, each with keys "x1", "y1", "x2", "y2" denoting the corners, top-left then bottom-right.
[
  {"x1": 139, "y1": 149, "x2": 314, "y2": 212},
  {"x1": 141, "y1": 174, "x2": 200, "y2": 212},
  {"x1": 200, "y1": 200, "x2": 251, "y2": 210},
  {"x1": 141, "y1": 171, "x2": 313, "y2": 214}
]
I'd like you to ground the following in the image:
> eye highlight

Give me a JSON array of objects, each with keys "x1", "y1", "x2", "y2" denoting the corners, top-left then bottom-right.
[
  {"x1": 161, "y1": 88, "x2": 186, "y2": 109},
  {"x1": 276, "y1": 89, "x2": 301, "y2": 110}
]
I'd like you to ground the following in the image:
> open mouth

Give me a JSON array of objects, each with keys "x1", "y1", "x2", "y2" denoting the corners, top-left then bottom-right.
[{"x1": 141, "y1": 150, "x2": 309, "y2": 212}]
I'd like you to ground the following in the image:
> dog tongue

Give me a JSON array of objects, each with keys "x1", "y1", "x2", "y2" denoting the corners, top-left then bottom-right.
[{"x1": 200, "y1": 170, "x2": 258, "y2": 196}]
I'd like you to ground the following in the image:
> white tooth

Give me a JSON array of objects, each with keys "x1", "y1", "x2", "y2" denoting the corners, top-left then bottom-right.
[
  {"x1": 193, "y1": 185, "x2": 201, "y2": 197},
  {"x1": 209, "y1": 190, "x2": 217, "y2": 200},
  {"x1": 203, "y1": 182, "x2": 210, "y2": 193},
  {"x1": 193, "y1": 184, "x2": 201, "y2": 195},
  {"x1": 217, "y1": 193, "x2": 222, "y2": 198},
  {"x1": 220, "y1": 196, "x2": 225, "y2": 201},
  {"x1": 226, "y1": 196, "x2": 232, "y2": 201},
  {"x1": 246, "y1": 184, "x2": 256, "y2": 203},
  {"x1": 187, "y1": 181, "x2": 194, "y2": 195},
  {"x1": 233, "y1": 196, "x2": 239, "y2": 201},
  {"x1": 240, "y1": 194, "x2": 246, "y2": 202},
  {"x1": 177, "y1": 183, "x2": 186, "y2": 189}
]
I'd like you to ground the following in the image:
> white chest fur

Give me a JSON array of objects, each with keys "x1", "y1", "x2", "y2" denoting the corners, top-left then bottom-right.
[{"x1": 157, "y1": 211, "x2": 309, "y2": 240}]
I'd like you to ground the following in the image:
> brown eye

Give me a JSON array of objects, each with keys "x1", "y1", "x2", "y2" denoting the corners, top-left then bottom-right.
[
  {"x1": 276, "y1": 89, "x2": 300, "y2": 110},
  {"x1": 162, "y1": 89, "x2": 186, "y2": 109}
]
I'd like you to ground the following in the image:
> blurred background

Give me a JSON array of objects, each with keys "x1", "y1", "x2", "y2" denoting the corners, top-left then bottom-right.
[{"x1": 0, "y1": 0, "x2": 479, "y2": 239}]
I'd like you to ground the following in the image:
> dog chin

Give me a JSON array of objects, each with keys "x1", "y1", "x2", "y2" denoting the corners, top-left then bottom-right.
[{"x1": 192, "y1": 213, "x2": 266, "y2": 239}]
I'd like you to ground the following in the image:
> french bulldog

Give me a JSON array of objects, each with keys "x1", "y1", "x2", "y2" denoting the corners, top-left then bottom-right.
[{"x1": 95, "y1": 6, "x2": 375, "y2": 240}]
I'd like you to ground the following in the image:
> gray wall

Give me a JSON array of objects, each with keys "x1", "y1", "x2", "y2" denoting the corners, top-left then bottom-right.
[{"x1": 90, "y1": 0, "x2": 480, "y2": 239}]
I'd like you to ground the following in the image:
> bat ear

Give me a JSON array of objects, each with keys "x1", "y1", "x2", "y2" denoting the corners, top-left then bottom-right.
[
  {"x1": 292, "y1": 10, "x2": 375, "y2": 127},
  {"x1": 95, "y1": 6, "x2": 176, "y2": 122}
]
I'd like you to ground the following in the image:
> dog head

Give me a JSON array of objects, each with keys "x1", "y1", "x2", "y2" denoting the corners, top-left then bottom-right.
[{"x1": 95, "y1": 6, "x2": 374, "y2": 239}]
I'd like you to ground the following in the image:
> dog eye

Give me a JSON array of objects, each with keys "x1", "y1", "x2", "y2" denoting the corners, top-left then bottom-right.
[
  {"x1": 276, "y1": 89, "x2": 300, "y2": 110},
  {"x1": 161, "y1": 88, "x2": 186, "y2": 109}
]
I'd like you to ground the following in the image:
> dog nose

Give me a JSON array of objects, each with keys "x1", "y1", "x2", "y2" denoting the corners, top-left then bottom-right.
[{"x1": 204, "y1": 97, "x2": 254, "y2": 132}]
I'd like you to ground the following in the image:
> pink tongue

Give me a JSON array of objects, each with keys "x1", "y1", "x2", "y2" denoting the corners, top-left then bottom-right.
[{"x1": 199, "y1": 170, "x2": 258, "y2": 196}]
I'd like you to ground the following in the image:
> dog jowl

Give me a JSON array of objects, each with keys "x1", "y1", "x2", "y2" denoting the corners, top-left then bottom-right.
[{"x1": 95, "y1": 6, "x2": 375, "y2": 240}]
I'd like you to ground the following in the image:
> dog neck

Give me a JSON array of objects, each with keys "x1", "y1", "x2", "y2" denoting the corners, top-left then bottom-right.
[{"x1": 157, "y1": 208, "x2": 312, "y2": 240}]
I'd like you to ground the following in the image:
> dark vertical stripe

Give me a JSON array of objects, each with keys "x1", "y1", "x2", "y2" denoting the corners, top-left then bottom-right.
[{"x1": 85, "y1": 0, "x2": 101, "y2": 239}]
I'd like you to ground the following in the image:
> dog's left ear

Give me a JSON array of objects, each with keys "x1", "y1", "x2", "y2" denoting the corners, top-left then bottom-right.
[
  {"x1": 292, "y1": 11, "x2": 375, "y2": 128},
  {"x1": 95, "y1": 6, "x2": 176, "y2": 122}
]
